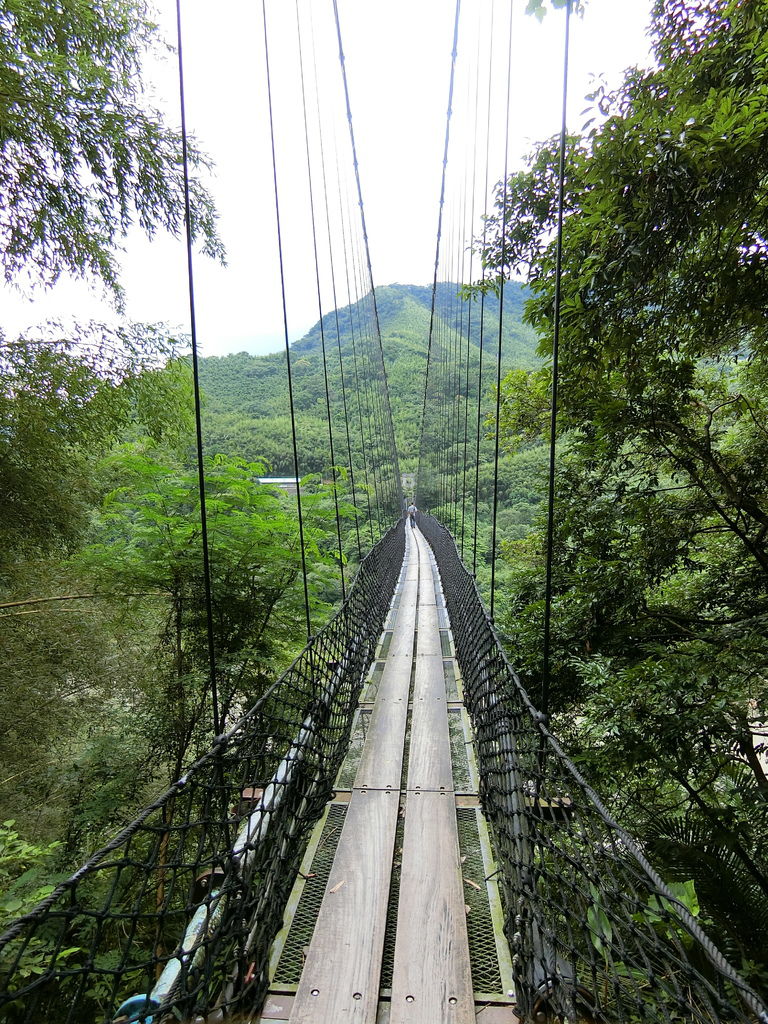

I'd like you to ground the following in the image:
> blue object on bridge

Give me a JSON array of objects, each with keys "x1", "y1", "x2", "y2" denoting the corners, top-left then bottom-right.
[{"x1": 113, "y1": 993, "x2": 160, "y2": 1023}]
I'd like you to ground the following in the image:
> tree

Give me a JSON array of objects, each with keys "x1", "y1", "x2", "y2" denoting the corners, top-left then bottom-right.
[
  {"x1": 0, "y1": 323, "x2": 193, "y2": 567},
  {"x1": 0, "y1": 0, "x2": 223, "y2": 294},
  {"x1": 0, "y1": 329, "x2": 197, "y2": 857},
  {"x1": 78, "y1": 449, "x2": 349, "y2": 783},
  {"x1": 478, "y1": 0, "x2": 768, "y2": 987}
]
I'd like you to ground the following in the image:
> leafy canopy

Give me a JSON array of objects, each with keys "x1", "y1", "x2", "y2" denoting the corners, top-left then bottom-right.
[
  {"x1": 0, "y1": 323, "x2": 194, "y2": 565},
  {"x1": 0, "y1": 0, "x2": 223, "y2": 293}
]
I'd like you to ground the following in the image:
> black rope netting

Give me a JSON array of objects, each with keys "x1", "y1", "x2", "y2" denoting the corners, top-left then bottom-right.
[
  {"x1": 0, "y1": 522, "x2": 405, "y2": 1024},
  {"x1": 420, "y1": 513, "x2": 768, "y2": 1024}
]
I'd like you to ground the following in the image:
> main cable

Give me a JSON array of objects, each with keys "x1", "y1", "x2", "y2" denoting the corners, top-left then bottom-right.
[
  {"x1": 174, "y1": 0, "x2": 221, "y2": 738},
  {"x1": 295, "y1": 0, "x2": 346, "y2": 601},
  {"x1": 541, "y1": 0, "x2": 572, "y2": 720},
  {"x1": 417, "y1": 0, "x2": 461, "y2": 511},
  {"x1": 461, "y1": 14, "x2": 483, "y2": 559},
  {"x1": 333, "y1": 0, "x2": 402, "y2": 523},
  {"x1": 336, "y1": 159, "x2": 376, "y2": 546},
  {"x1": 310, "y1": 6, "x2": 363, "y2": 564},
  {"x1": 261, "y1": 0, "x2": 312, "y2": 642},
  {"x1": 489, "y1": 0, "x2": 515, "y2": 623},
  {"x1": 473, "y1": 0, "x2": 495, "y2": 577}
]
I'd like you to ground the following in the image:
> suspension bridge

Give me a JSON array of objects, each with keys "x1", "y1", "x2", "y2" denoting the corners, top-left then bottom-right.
[{"x1": 1, "y1": 1, "x2": 767, "y2": 1022}]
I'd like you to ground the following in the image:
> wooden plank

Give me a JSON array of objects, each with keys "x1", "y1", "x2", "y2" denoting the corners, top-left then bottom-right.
[
  {"x1": 407, "y1": 656, "x2": 453, "y2": 792},
  {"x1": 390, "y1": 792, "x2": 474, "y2": 1024},
  {"x1": 413, "y1": 652, "x2": 446, "y2": 700},
  {"x1": 354, "y1": 692, "x2": 409, "y2": 790},
  {"x1": 289, "y1": 789, "x2": 399, "y2": 1024},
  {"x1": 374, "y1": 655, "x2": 412, "y2": 704},
  {"x1": 259, "y1": 993, "x2": 294, "y2": 1019},
  {"x1": 416, "y1": 603, "x2": 441, "y2": 657},
  {"x1": 404, "y1": 536, "x2": 419, "y2": 579},
  {"x1": 355, "y1": 550, "x2": 413, "y2": 789},
  {"x1": 414, "y1": 537, "x2": 437, "y2": 605},
  {"x1": 388, "y1": 568, "x2": 418, "y2": 656},
  {"x1": 288, "y1": 525, "x2": 419, "y2": 1021},
  {"x1": 389, "y1": 602, "x2": 417, "y2": 658},
  {"x1": 362, "y1": 556, "x2": 415, "y2": 784},
  {"x1": 389, "y1": 629, "x2": 415, "y2": 659}
]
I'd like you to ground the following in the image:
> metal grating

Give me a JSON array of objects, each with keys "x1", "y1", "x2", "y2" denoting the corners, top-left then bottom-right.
[
  {"x1": 380, "y1": 811, "x2": 405, "y2": 989},
  {"x1": 335, "y1": 709, "x2": 372, "y2": 789},
  {"x1": 449, "y1": 709, "x2": 473, "y2": 793},
  {"x1": 456, "y1": 807, "x2": 504, "y2": 995},
  {"x1": 385, "y1": 590, "x2": 403, "y2": 628},
  {"x1": 444, "y1": 659, "x2": 459, "y2": 700},
  {"x1": 401, "y1": 717, "x2": 411, "y2": 790},
  {"x1": 273, "y1": 804, "x2": 347, "y2": 984},
  {"x1": 378, "y1": 630, "x2": 393, "y2": 659},
  {"x1": 361, "y1": 660, "x2": 385, "y2": 703},
  {"x1": 440, "y1": 629, "x2": 452, "y2": 656}
]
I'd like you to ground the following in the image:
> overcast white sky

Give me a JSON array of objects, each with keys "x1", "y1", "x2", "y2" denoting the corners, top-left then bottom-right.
[{"x1": 2, "y1": 0, "x2": 654, "y2": 357}]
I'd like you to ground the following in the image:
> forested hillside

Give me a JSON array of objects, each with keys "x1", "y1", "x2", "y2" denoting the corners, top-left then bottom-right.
[{"x1": 199, "y1": 280, "x2": 538, "y2": 471}]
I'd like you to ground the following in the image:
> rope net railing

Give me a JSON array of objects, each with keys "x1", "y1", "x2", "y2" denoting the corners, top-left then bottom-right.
[
  {"x1": 0, "y1": 522, "x2": 405, "y2": 1024},
  {"x1": 420, "y1": 511, "x2": 768, "y2": 1024}
]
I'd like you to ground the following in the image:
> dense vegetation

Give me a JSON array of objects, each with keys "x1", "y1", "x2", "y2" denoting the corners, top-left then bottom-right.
[
  {"x1": 2, "y1": 0, "x2": 767, "y2": 1003},
  {"x1": 478, "y1": 0, "x2": 768, "y2": 989}
]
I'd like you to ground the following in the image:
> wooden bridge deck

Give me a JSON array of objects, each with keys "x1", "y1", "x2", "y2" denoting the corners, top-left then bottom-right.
[{"x1": 253, "y1": 527, "x2": 518, "y2": 1023}]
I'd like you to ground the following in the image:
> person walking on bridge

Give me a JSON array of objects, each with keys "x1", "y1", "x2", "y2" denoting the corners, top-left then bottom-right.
[{"x1": 407, "y1": 501, "x2": 417, "y2": 529}]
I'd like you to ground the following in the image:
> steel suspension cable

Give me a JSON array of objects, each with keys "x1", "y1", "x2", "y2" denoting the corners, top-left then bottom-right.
[
  {"x1": 350, "y1": 253, "x2": 384, "y2": 538},
  {"x1": 174, "y1": 0, "x2": 221, "y2": 738},
  {"x1": 489, "y1": 0, "x2": 515, "y2": 622},
  {"x1": 448, "y1": 210, "x2": 462, "y2": 533},
  {"x1": 310, "y1": 11, "x2": 363, "y2": 563},
  {"x1": 333, "y1": 0, "x2": 401, "y2": 521},
  {"x1": 295, "y1": 0, "x2": 346, "y2": 600},
  {"x1": 334, "y1": 113, "x2": 388, "y2": 538},
  {"x1": 336, "y1": 160, "x2": 375, "y2": 546},
  {"x1": 454, "y1": 174, "x2": 469, "y2": 538},
  {"x1": 438, "y1": 280, "x2": 448, "y2": 516},
  {"x1": 261, "y1": 0, "x2": 312, "y2": 643},
  {"x1": 418, "y1": 0, "x2": 461, "y2": 511},
  {"x1": 453, "y1": 214, "x2": 464, "y2": 535},
  {"x1": 461, "y1": 19, "x2": 483, "y2": 559},
  {"x1": 473, "y1": 0, "x2": 495, "y2": 578},
  {"x1": 355, "y1": 230, "x2": 397, "y2": 525},
  {"x1": 355, "y1": 270, "x2": 388, "y2": 530},
  {"x1": 541, "y1": 0, "x2": 572, "y2": 721},
  {"x1": 343, "y1": 183, "x2": 380, "y2": 537}
]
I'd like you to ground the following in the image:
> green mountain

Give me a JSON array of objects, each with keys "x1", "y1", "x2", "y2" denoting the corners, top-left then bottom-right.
[{"x1": 199, "y1": 281, "x2": 539, "y2": 474}]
